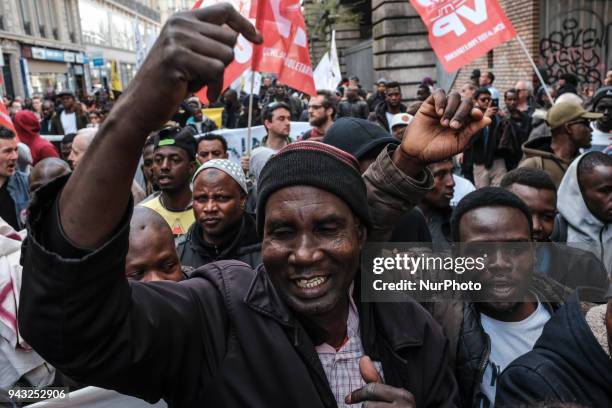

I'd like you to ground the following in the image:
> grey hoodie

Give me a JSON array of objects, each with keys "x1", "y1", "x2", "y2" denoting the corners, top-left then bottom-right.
[{"x1": 557, "y1": 153, "x2": 612, "y2": 273}]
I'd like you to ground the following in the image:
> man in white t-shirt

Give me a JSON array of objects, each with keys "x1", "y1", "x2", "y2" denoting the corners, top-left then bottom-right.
[
  {"x1": 428, "y1": 187, "x2": 568, "y2": 407},
  {"x1": 51, "y1": 91, "x2": 88, "y2": 135},
  {"x1": 589, "y1": 86, "x2": 612, "y2": 152}
]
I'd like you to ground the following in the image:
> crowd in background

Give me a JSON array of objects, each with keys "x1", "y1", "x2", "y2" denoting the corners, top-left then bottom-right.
[{"x1": 0, "y1": 11, "x2": 611, "y2": 406}]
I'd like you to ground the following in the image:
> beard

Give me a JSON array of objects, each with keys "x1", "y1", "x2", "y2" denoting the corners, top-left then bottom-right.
[{"x1": 310, "y1": 115, "x2": 328, "y2": 127}]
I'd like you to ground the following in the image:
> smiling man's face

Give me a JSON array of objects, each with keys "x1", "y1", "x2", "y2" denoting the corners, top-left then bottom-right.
[{"x1": 262, "y1": 186, "x2": 365, "y2": 318}]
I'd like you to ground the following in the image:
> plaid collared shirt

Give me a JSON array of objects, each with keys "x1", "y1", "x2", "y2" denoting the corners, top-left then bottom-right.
[{"x1": 315, "y1": 287, "x2": 384, "y2": 407}]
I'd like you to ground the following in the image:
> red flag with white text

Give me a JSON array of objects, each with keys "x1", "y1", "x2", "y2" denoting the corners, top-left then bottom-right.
[
  {"x1": 0, "y1": 100, "x2": 15, "y2": 134},
  {"x1": 193, "y1": 0, "x2": 315, "y2": 104},
  {"x1": 410, "y1": 0, "x2": 516, "y2": 72}
]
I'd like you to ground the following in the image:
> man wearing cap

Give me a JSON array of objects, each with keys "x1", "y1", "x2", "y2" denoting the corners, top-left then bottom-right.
[
  {"x1": 18, "y1": 5, "x2": 494, "y2": 407},
  {"x1": 367, "y1": 78, "x2": 386, "y2": 112},
  {"x1": 177, "y1": 159, "x2": 261, "y2": 269},
  {"x1": 51, "y1": 91, "x2": 88, "y2": 135},
  {"x1": 140, "y1": 126, "x2": 198, "y2": 237},
  {"x1": 519, "y1": 102, "x2": 602, "y2": 187},
  {"x1": 589, "y1": 86, "x2": 612, "y2": 151},
  {"x1": 390, "y1": 113, "x2": 414, "y2": 141},
  {"x1": 496, "y1": 284, "x2": 612, "y2": 406}
]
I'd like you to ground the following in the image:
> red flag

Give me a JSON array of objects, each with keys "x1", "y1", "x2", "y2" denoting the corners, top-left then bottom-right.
[
  {"x1": 410, "y1": 0, "x2": 516, "y2": 72},
  {"x1": 194, "y1": 0, "x2": 315, "y2": 104},
  {"x1": 0, "y1": 100, "x2": 15, "y2": 134}
]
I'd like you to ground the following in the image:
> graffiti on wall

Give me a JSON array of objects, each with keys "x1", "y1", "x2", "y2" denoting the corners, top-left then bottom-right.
[{"x1": 539, "y1": 10, "x2": 609, "y2": 88}]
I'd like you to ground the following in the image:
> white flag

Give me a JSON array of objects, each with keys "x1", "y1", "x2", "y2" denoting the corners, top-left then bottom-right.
[
  {"x1": 313, "y1": 52, "x2": 333, "y2": 91},
  {"x1": 329, "y1": 30, "x2": 341, "y2": 89}
]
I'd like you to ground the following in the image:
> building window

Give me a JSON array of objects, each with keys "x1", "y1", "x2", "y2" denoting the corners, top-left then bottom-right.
[
  {"x1": 35, "y1": 1, "x2": 48, "y2": 37},
  {"x1": 47, "y1": 0, "x2": 59, "y2": 40},
  {"x1": 18, "y1": 0, "x2": 33, "y2": 35},
  {"x1": 66, "y1": 0, "x2": 76, "y2": 42},
  {"x1": 487, "y1": 50, "x2": 494, "y2": 68}
]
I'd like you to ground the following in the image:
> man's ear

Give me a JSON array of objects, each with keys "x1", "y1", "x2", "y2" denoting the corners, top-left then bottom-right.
[
  {"x1": 356, "y1": 218, "x2": 367, "y2": 249},
  {"x1": 240, "y1": 192, "x2": 247, "y2": 210},
  {"x1": 190, "y1": 160, "x2": 198, "y2": 174}
]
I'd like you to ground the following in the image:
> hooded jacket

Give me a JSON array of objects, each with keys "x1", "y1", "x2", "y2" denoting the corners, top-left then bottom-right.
[
  {"x1": 556, "y1": 152, "x2": 612, "y2": 273},
  {"x1": 176, "y1": 212, "x2": 262, "y2": 270},
  {"x1": 495, "y1": 289, "x2": 612, "y2": 407},
  {"x1": 518, "y1": 137, "x2": 572, "y2": 187},
  {"x1": 13, "y1": 111, "x2": 58, "y2": 165}
]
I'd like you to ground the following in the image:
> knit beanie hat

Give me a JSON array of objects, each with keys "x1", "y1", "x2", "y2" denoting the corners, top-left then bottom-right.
[{"x1": 256, "y1": 141, "x2": 371, "y2": 235}]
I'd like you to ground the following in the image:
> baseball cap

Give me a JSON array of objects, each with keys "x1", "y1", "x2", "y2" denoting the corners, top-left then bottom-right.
[
  {"x1": 546, "y1": 102, "x2": 602, "y2": 129},
  {"x1": 153, "y1": 126, "x2": 197, "y2": 160},
  {"x1": 591, "y1": 86, "x2": 612, "y2": 109},
  {"x1": 390, "y1": 113, "x2": 414, "y2": 129}
]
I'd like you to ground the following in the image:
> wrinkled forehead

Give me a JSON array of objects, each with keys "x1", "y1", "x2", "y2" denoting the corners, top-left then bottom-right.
[{"x1": 265, "y1": 185, "x2": 353, "y2": 220}]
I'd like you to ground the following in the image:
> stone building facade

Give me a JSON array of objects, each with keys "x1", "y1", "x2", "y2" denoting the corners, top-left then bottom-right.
[
  {"x1": 0, "y1": 0, "x2": 85, "y2": 98},
  {"x1": 306, "y1": 0, "x2": 611, "y2": 102}
]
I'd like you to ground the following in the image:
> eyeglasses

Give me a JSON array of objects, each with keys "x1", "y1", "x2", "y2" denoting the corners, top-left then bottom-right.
[{"x1": 567, "y1": 119, "x2": 591, "y2": 128}]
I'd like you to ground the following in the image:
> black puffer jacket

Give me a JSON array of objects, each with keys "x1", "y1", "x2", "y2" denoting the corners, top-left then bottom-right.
[
  {"x1": 427, "y1": 274, "x2": 570, "y2": 407},
  {"x1": 496, "y1": 288, "x2": 612, "y2": 407},
  {"x1": 176, "y1": 212, "x2": 261, "y2": 270}
]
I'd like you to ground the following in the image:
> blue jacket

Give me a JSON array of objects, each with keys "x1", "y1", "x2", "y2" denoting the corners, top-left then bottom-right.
[{"x1": 7, "y1": 171, "x2": 29, "y2": 229}]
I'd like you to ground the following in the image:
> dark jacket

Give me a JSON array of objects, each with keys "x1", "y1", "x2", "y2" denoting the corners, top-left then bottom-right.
[
  {"x1": 368, "y1": 101, "x2": 407, "y2": 132},
  {"x1": 176, "y1": 212, "x2": 262, "y2": 270},
  {"x1": 496, "y1": 112, "x2": 531, "y2": 170},
  {"x1": 337, "y1": 99, "x2": 369, "y2": 120},
  {"x1": 19, "y1": 176, "x2": 459, "y2": 408},
  {"x1": 518, "y1": 137, "x2": 571, "y2": 188},
  {"x1": 50, "y1": 109, "x2": 88, "y2": 135},
  {"x1": 535, "y1": 243, "x2": 609, "y2": 290},
  {"x1": 7, "y1": 171, "x2": 29, "y2": 230},
  {"x1": 427, "y1": 274, "x2": 570, "y2": 408},
  {"x1": 463, "y1": 115, "x2": 502, "y2": 168},
  {"x1": 367, "y1": 92, "x2": 385, "y2": 112},
  {"x1": 495, "y1": 289, "x2": 612, "y2": 407},
  {"x1": 39, "y1": 117, "x2": 54, "y2": 135}
]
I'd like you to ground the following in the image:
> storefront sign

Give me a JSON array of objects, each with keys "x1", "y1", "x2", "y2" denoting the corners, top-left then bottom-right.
[
  {"x1": 64, "y1": 52, "x2": 76, "y2": 63},
  {"x1": 92, "y1": 56, "x2": 105, "y2": 67},
  {"x1": 29, "y1": 47, "x2": 85, "y2": 65}
]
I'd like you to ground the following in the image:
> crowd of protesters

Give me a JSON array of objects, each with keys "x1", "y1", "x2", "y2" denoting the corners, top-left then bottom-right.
[{"x1": 0, "y1": 4, "x2": 611, "y2": 408}]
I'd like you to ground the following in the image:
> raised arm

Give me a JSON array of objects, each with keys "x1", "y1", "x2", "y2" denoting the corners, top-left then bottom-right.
[
  {"x1": 364, "y1": 90, "x2": 490, "y2": 241},
  {"x1": 59, "y1": 4, "x2": 261, "y2": 249}
]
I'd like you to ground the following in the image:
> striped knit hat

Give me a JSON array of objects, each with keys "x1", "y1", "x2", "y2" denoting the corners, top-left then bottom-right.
[{"x1": 256, "y1": 141, "x2": 371, "y2": 235}]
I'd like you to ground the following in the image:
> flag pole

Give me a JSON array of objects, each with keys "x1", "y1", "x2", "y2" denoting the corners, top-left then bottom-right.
[
  {"x1": 246, "y1": 70, "x2": 256, "y2": 158},
  {"x1": 515, "y1": 35, "x2": 554, "y2": 103}
]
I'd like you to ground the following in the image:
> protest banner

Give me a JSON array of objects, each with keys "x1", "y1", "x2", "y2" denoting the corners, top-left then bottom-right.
[
  {"x1": 203, "y1": 121, "x2": 312, "y2": 163},
  {"x1": 410, "y1": 0, "x2": 516, "y2": 72}
]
